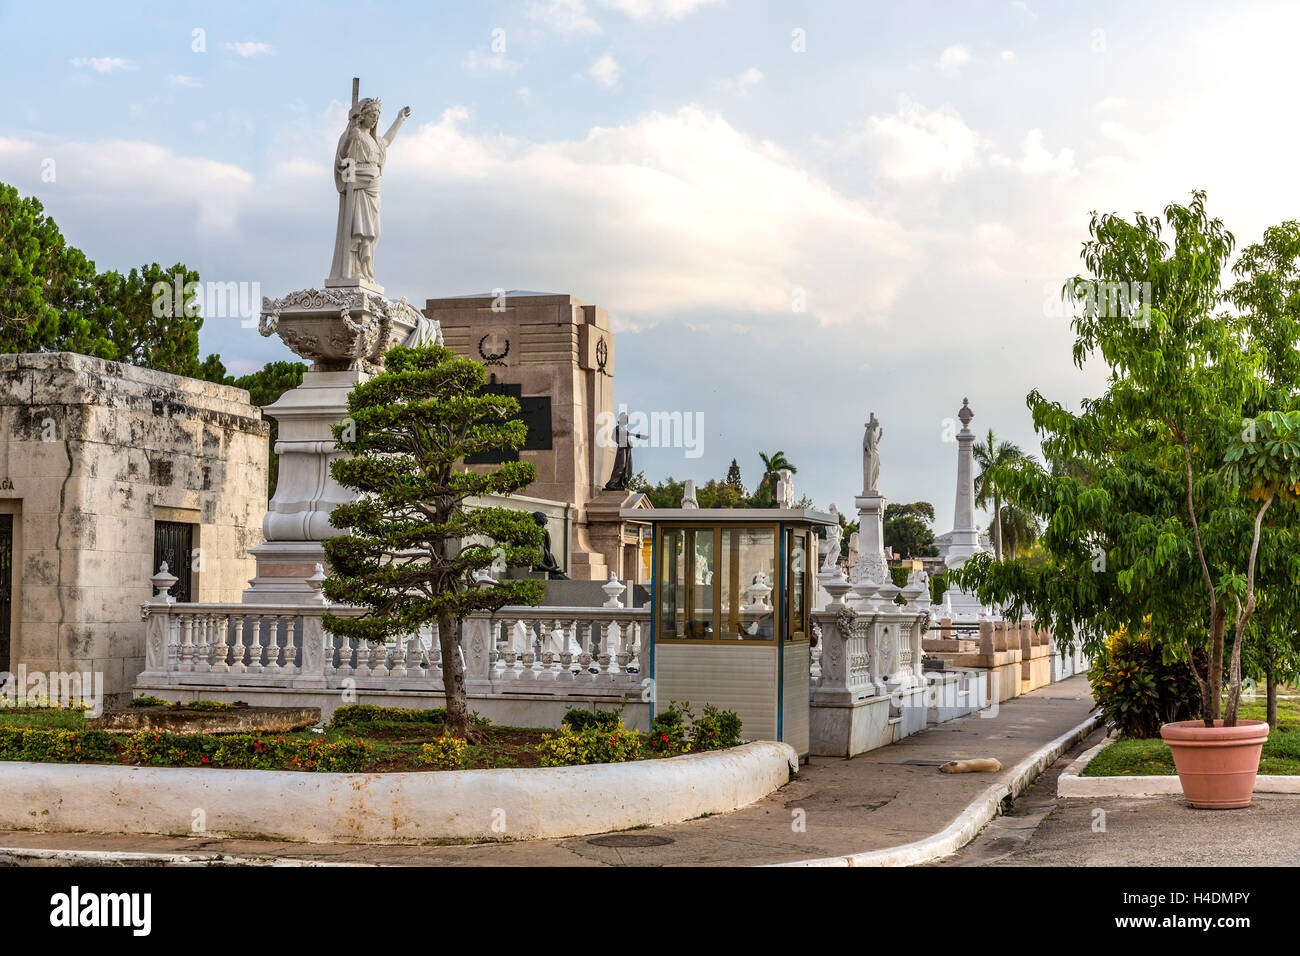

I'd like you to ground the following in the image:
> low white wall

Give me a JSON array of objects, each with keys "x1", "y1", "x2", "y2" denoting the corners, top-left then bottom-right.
[
  {"x1": 133, "y1": 684, "x2": 651, "y2": 730},
  {"x1": 0, "y1": 742, "x2": 796, "y2": 844}
]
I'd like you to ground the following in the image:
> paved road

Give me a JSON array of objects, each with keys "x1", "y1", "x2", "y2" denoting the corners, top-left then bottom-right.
[
  {"x1": 936, "y1": 726, "x2": 1300, "y2": 866},
  {"x1": 0, "y1": 676, "x2": 1098, "y2": 866}
]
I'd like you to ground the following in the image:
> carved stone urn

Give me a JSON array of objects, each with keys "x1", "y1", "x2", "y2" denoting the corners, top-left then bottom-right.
[{"x1": 258, "y1": 287, "x2": 430, "y2": 373}]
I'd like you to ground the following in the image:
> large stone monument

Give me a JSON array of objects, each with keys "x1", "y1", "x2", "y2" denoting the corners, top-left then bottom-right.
[
  {"x1": 247, "y1": 78, "x2": 442, "y2": 603},
  {"x1": 428, "y1": 291, "x2": 649, "y2": 581}
]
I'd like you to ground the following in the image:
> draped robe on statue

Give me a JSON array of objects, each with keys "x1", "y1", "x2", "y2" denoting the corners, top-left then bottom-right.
[{"x1": 330, "y1": 122, "x2": 387, "y2": 282}]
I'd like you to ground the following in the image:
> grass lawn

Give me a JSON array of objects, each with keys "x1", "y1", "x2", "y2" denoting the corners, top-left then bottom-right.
[{"x1": 1083, "y1": 696, "x2": 1300, "y2": 776}]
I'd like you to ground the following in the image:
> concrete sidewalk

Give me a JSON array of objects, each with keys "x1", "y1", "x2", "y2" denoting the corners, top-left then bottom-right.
[{"x1": 0, "y1": 676, "x2": 1097, "y2": 867}]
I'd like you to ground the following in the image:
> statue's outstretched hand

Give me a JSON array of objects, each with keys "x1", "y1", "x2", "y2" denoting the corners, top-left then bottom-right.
[{"x1": 400, "y1": 106, "x2": 412, "y2": 119}]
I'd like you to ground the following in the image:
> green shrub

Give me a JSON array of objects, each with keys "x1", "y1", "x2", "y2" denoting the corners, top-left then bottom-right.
[
  {"x1": 0, "y1": 728, "x2": 373, "y2": 772},
  {"x1": 537, "y1": 719, "x2": 642, "y2": 767},
  {"x1": 185, "y1": 700, "x2": 234, "y2": 711},
  {"x1": 130, "y1": 696, "x2": 170, "y2": 708},
  {"x1": 646, "y1": 701, "x2": 691, "y2": 755},
  {"x1": 689, "y1": 703, "x2": 743, "y2": 752},
  {"x1": 561, "y1": 706, "x2": 623, "y2": 732},
  {"x1": 419, "y1": 735, "x2": 468, "y2": 770},
  {"x1": 1089, "y1": 627, "x2": 1202, "y2": 738},
  {"x1": 329, "y1": 705, "x2": 490, "y2": 729}
]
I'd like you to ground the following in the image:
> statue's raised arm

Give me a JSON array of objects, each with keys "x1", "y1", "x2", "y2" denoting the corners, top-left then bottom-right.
[{"x1": 383, "y1": 105, "x2": 411, "y2": 147}]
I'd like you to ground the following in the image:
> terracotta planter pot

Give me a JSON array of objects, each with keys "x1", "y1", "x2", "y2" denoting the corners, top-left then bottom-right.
[{"x1": 1159, "y1": 719, "x2": 1269, "y2": 809}]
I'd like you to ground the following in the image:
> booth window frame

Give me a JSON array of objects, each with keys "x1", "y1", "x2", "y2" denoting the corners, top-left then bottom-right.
[{"x1": 652, "y1": 522, "x2": 814, "y2": 645}]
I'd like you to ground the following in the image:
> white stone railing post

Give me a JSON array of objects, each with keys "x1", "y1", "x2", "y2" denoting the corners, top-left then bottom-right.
[
  {"x1": 139, "y1": 563, "x2": 178, "y2": 680},
  {"x1": 463, "y1": 614, "x2": 496, "y2": 695},
  {"x1": 294, "y1": 610, "x2": 328, "y2": 689}
]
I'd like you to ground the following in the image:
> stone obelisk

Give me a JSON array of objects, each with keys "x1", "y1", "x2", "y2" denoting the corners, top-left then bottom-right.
[{"x1": 941, "y1": 398, "x2": 989, "y2": 619}]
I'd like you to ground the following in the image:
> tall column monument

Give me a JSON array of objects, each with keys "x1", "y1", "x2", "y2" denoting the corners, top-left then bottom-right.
[{"x1": 941, "y1": 397, "x2": 990, "y2": 619}]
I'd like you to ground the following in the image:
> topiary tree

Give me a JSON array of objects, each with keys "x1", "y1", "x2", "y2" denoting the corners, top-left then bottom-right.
[{"x1": 322, "y1": 344, "x2": 546, "y2": 739}]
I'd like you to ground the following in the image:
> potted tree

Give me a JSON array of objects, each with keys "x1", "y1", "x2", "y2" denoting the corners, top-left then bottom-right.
[{"x1": 953, "y1": 193, "x2": 1300, "y2": 808}]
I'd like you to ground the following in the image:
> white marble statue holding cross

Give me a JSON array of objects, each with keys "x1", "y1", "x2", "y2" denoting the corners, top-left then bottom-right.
[{"x1": 329, "y1": 77, "x2": 412, "y2": 288}]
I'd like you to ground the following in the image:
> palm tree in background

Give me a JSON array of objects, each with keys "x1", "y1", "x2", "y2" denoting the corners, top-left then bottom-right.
[
  {"x1": 991, "y1": 502, "x2": 1040, "y2": 560},
  {"x1": 757, "y1": 450, "x2": 797, "y2": 498},
  {"x1": 972, "y1": 429, "x2": 1028, "y2": 561}
]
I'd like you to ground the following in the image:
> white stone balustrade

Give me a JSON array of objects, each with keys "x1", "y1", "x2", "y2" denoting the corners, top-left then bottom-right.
[{"x1": 140, "y1": 600, "x2": 648, "y2": 700}]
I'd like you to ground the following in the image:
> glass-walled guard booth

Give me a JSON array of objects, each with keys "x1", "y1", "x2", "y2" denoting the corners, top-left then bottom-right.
[{"x1": 622, "y1": 507, "x2": 835, "y2": 759}]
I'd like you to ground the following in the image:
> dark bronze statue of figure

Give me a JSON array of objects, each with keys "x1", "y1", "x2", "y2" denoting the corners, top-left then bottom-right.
[
  {"x1": 604, "y1": 411, "x2": 647, "y2": 491},
  {"x1": 532, "y1": 511, "x2": 568, "y2": 579}
]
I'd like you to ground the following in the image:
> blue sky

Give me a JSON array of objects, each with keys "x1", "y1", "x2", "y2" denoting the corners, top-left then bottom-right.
[{"x1": 4, "y1": 0, "x2": 1300, "y2": 531}]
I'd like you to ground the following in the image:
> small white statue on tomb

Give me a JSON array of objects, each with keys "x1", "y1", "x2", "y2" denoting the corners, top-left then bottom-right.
[
  {"x1": 775, "y1": 468, "x2": 795, "y2": 508},
  {"x1": 847, "y1": 531, "x2": 860, "y2": 575},
  {"x1": 821, "y1": 505, "x2": 843, "y2": 573},
  {"x1": 862, "y1": 412, "x2": 883, "y2": 495},
  {"x1": 682, "y1": 479, "x2": 699, "y2": 509}
]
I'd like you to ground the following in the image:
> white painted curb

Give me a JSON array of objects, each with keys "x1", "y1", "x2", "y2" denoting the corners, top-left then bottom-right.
[
  {"x1": 1058, "y1": 737, "x2": 1300, "y2": 798},
  {"x1": 779, "y1": 712, "x2": 1103, "y2": 867},
  {"x1": 0, "y1": 741, "x2": 797, "y2": 845},
  {"x1": 0, "y1": 846, "x2": 356, "y2": 867}
]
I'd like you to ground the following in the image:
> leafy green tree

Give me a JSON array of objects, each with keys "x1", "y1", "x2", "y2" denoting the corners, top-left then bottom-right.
[
  {"x1": 883, "y1": 501, "x2": 938, "y2": 559},
  {"x1": 1, "y1": 183, "x2": 97, "y2": 355},
  {"x1": 0, "y1": 183, "x2": 226, "y2": 381},
  {"x1": 322, "y1": 345, "x2": 546, "y2": 739},
  {"x1": 953, "y1": 192, "x2": 1300, "y2": 728},
  {"x1": 972, "y1": 430, "x2": 1028, "y2": 560},
  {"x1": 697, "y1": 478, "x2": 745, "y2": 508}
]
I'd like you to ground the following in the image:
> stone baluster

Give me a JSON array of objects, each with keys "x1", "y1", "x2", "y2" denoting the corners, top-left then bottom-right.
[
  {"x1": 247, "y1": 617, "x2": 266, "y2": 674},
  {"x1": 228, "y1": 615, "x2": 247, "y2": 673},
  {"x1": 368, "y1": 638, "x2": 387, "y2": 678},
  {"x1": 281, "y1": 615, "x2": 300, "y2": 675},
  {"x1": 178, "y1": 614, "x2": 195, "y2": 671},
  {"x1": 265, "y1": 616, "x2": 283, "y2": 677},
  {"x1": 210, "y1": 614, "x2": 231, "y2": 673},
  {"x1": 389, "y1": 633, "x2": 409, "y2": 680},
  {"x1": 353, "y1": 638, "x2": 371, "y2": 678}
]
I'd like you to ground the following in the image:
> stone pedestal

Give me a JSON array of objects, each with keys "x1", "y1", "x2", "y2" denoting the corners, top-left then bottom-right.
[
  {"x1": 579, "y1": 490, "x2": 652, "y2": 583},
  {"x1": 245, "y1": 287, "x2": 433, "y2": 604},
  {"x1": 852, "y1": 492, "x2": 888, "y2": 585}
]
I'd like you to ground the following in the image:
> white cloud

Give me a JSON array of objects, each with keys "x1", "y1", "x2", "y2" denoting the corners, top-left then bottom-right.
[
  {"x1": 517, "y1": 87, "x2": 534, "y2": 104},
  {"x1": 225, "y1": 41, "x2": 273, "y2": 58},
  {"x1": 0, "y1": 135, "x2": 252, "y2": 232},
  {"x1": 588, "y1": 53, "x2": 623, "y2": 89},
  {"x1": 993, "y1": 129, "x2": 1076, "y2": 176},
  {"x1": 380, "y1": 105, "x2": 912, "y2": 324},
  {"x1": 831, "y1": 96, "x2": 984, "y2": 183},
  {"x1": 1010, "y1": 1, "x2": 1037, "y2": 18},
  {"x1": 1092, "y1": 96, "x2": 1127, "y2": 112},
  {"x1": 526, "y1": 0, "x2": 602, "y2": 36},
  {"x1": 70, "y1": 57, "x2": 135, "y2": 73},
  {"x1": 168, "y1": 74, "x2": 202, "y2": 88},
  {"x1": 599, "y1": 0, "x2": 722, "y2": 18},
  {"x1": 938, "y1": 44, "x2": 971, "y2": 75},
  {"x1": 719, "y1": 67, "x2": 762, "y2": 96},
  {"x1": 463, "y1": 49, "x2": 524, "y2": 74},
  {"x1": 1000, "y1": 50, "x2": 1016, "y2": 62}
]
